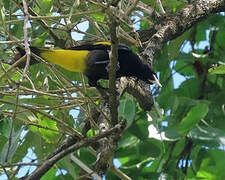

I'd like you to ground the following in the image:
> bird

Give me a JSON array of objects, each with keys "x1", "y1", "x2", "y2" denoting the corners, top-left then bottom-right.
[{"x1": 14, "y1": 42, "x2": 162, "y2": 88}]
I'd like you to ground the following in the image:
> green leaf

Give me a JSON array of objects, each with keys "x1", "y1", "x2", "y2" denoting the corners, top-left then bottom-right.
[
  {"x1": 168, "y1": 30, "x2": 191, "y2": 60},
  {"x1": 32, "y1": 32, "x2": 48, "y2": 47},
  {"x1": 76, "y1": 148, "x2": 95, "y2": 165},
  {"x1": 41, "y1": 167, "x2": 57, "y2": 180},
  {"x1": 174, "y1": 61, "x2": 195, "y2": 76},
  {"x1": 86, "y1": 129, "x2": 98, "y2": 137},
  {"x1": 129, "y1": 120, "x2": 149, "y2": 140},
  {"x1": 0, "y1": 135, "x2": 7, "y2": 154},
  {"x1": 175, "y1": 78, "x2": 200, "y2": 98},
  {"x1": 188, "y1": 126, "x2": 225, "y2": 147},
  {"x1": 154, "y1": 45, "x2": 169, "y2": 72},
  {"x1": 216, "y1": 31, "x2": 225, "y2": 50},
  {"x1": 195, "y1": 24, "x2": 207, "y2": 43},
  {"x1": 0, "y1": 128, "x2": 23, "y2": 163},
  {"x1": 0, "y1": 0, "x2": 6, "y2": 31},
  {"x1": 10, "y1": 22, "x2": 24, "y2": 39},
  {"x1": 163, "y1": 127, "x2": 182, "y2": 140},
  {"x1": 39, "y1": 119, "x2": 59, "y2": 143},
  {"x1": 37, "y1": 0, "x2": 52, "y2": 15},
  {"x1": 29, "y1": 113, "x2": 59, "y2": 143},
  {"x1": 160, "y1": 65, "x2": 174, "y2": 93},
  {"x1": 0, "y1": 64, "x2": 22, "y2": 83},
  {"x1": 116, "y1": 133, "x2": 139, "y2": 159},
  {"x1": 174, "y1": 53, "x2": 196, "y2": 62},
  {"x1": 19, "y1": 95, "x2": 60, "y2": 106},
  {"x1": 138, "y1": 139, "x2": 162, "y2": 157},
  {"x1": 209, "y1": 65, "x2": 225, "y2": 74},
  {"x1": 178, "y1": 104, "x2": 208, "y2": 134},
  {"x1": 157, "y1": 92, "x2": 179, "y2": 112},
  {"x1": 118, "y1": 98, "x2": 136, "y2": 126},
  {"x1": 155, "y1": 46, "x2": 174, "y2": 92},
  {"x1": 24, "y1": 131, "x2": 56, "y2": 159},
  {"x1": 164, "y1": 0, "x2": 187, "y2": 12},
  {"x1": 92, "y1": 13, "x2": 105, "y2": 22},
  {"x1": 196, "y1": 149, "x2": 225, "y2": 179},
  {"x1": 173, "y1": 97, "x2": 197, "y2": 120},
  {"x1": 171, "y1": 138, "x2": 185, "y2": 157},
  {"x1": 0, "y1": 118, "x2": 11, "y2": 138},
  {"x1": 57, "y1": 156, "x2": 79, "y2": 179},
  {"x1": 118, "y1": 133, "x2": 139, "y2": 149}
]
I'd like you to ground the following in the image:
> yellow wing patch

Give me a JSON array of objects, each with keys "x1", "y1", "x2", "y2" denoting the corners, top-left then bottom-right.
[{"x1": 40, "y1": 49, "x2": 89, "y2": 72}]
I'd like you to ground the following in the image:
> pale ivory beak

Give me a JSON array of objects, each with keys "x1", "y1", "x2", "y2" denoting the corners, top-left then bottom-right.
[{"x1": 149, "y1": 75, "x2": 162, "y2": 87}]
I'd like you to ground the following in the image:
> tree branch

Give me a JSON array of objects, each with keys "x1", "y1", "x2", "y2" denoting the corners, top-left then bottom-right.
[
  {"x1": 107, "y1": 4, "x2": 120, "y2": 126},
  {"x1": 25, "y1": 121, "x2": 125, "y2": 180},
  {"x1": 70, "y1": 154, "x2": 102, "y2": 180},
  {"x1": 19, "y1": 0, "x2": 30, "y2": 83},
  {"x1": 120, "y1": 77, "x2": 154, "y2": 111},
  {"x1": 140, "y1": 0, "x2": 225, "y2": 63}
]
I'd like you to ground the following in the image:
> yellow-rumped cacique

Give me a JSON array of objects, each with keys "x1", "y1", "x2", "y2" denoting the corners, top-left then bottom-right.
[{"x1": 15, "y1": 42, "x2": 162, "y2": 87}]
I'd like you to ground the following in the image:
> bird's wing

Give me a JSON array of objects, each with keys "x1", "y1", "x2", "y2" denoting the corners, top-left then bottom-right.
[
  {"x1": 67, "y1": 42, "x2": 131, "y2": 52},
  {"x1": 67, "y1": 42, "x2": 131, "y2": 67},
  {"x1": 67, "y1": 42, "x2": 110, "y2": 51}
]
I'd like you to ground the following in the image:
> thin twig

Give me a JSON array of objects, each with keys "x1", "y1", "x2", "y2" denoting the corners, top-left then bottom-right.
[
  {"x1": 0, "y1": 9, "x2": 102, "y2": 25},
  {"x1": 25, "y1": 122, "x2": 124, "y2": 180},
  {"x1": 19, "y1": 0, "x2": 30, "y2": 83},
  {"x1": 136, "y1": 1, "x2": 159, "y2": 17},
  {"x1": 156, "y1": 0, "x2": 165, "y2": 14},
  {"x1": 1, "y1": 166, "x2": 10, "y2": 179},
  {"x1": 133, "y1": 11, "x2": 153, "y2": 26},
  {"x1": 0, "y1": 99, "x2": 81, "y2": 137},
  {"x1": 0, "y1": 55, "x2": 26, "y2": 81},
  {"x1": 39, "y1": 58, "x2": 110, "y2": 122},
  {"x1": 4, "y1": 88, "x2": 20, "y2": 163},
  {"x1": 0, "y1": 110, "x2": 70, "y2": 135},
  {"x1": 70, "y1": 154, "x2": 102, "y2": 180},
  {"x1": 125, "y1": 0, "x2": 139, "y2": 16},
  {"x1": 110, "y1": 165, "x2": 132, "y2": 180},
  {"x1": 0, "y1": 162, "x2": 40, "y2": 168}
]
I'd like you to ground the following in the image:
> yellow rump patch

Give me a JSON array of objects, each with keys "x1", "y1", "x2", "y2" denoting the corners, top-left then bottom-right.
[
  {"x1": 40, "y1": 49, "x2": 89, "y2": 72},
  {"x1": 94, "y1": 42, "x2": 111, "y2": 46}
]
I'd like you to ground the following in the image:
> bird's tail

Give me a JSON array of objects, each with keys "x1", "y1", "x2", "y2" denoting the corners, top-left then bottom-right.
[
  {"x1": 15, "y1": 47, "x2": 88, "y2": 72},
  {"x1": 14, "y1": 47, "x2": 41, "y2": 68}
]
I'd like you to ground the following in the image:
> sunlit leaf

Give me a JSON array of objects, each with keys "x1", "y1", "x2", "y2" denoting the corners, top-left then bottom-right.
[
  {"x1": 196, "y1": 150, "x2": 225, "y2": 179},
  {"x1": 178, "y1": 104, "x2": 208, "y2": 134},
  {"x1": 209, "y1": 65, "x2": 225, "y2": 74},
  {"x1": 29, "y1": 113, "x2": 59, "y2": 143}
]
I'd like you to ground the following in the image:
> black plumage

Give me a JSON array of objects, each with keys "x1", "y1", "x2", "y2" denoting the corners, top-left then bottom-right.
[{"x1": 14, "y1": 42, "x2": 161, "y2": 87}]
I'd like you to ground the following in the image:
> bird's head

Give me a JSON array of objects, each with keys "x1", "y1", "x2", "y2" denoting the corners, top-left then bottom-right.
[{"x1": 141, "y1": 64, "x2": 162, "y2": 87}]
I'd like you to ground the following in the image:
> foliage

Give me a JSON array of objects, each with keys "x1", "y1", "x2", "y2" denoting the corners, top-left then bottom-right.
[{"x1": 0, "y1": 0, "x2": 225, "y2": 179}]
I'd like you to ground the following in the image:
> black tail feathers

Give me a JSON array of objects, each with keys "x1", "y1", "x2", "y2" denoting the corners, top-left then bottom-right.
[{"x1": 14, "y1": 47, "x2": 41, "y2": 68}]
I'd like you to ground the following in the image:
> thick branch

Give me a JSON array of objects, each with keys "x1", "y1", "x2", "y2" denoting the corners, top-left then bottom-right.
[
  {"x1": 119, "y1": 0, "x2": 225, "y2": 112},
  {"x1": 141, "y1": 0, "x2": 225, "y2": 62},
  {"x1": 120, "y1": 77, "x2": 154, "y2": 111}
]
